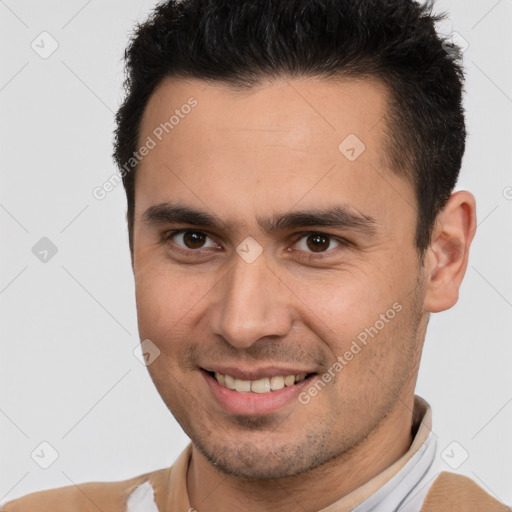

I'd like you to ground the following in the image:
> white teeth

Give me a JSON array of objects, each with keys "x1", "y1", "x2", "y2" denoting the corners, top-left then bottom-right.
[
  {"x1": 215, "y1": 372, "x2": 225, "y2": 386},
  {"x1": 235, "y1": 379, "x2": 251, "y2": 392},
  {"x1": 270, "y1": 376, "x2": 285, "y2": 390},
  {"x1": 224, "y1": 374, "x2": 236, "y2": 390},
  {"x1": 251, "y1": 378, "x2": 271, "y2": 393},
  {"x1": 284, "y1": 375, "x2": 295, "y2": 386},
  {"x1": 213, "y1": 372, "x2": 308, "y2": 393}
]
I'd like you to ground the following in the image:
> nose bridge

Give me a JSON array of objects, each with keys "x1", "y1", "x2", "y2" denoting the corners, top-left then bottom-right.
[{"x1": 209, "y1": 254, "x2": 292, "y2": 348}]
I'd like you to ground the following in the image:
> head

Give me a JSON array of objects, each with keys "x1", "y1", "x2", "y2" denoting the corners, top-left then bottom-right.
[{"x1": 114, "y1": 0, "x2": 476, "y2": 480}]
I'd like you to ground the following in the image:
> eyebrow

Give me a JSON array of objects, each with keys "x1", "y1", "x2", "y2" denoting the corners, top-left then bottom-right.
[{"x1": 142, "y1": 202, "x2": 377, "y2": 235}]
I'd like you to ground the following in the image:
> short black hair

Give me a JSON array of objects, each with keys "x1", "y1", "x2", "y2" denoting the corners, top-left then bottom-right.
[{"x1": 114, "y1": 0, "x2": 466, "y2": 255}]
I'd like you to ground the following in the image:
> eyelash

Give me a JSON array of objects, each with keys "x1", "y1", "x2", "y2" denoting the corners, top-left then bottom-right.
[{"x1": 163, "y1": 229, "x2": 350, "y2": 260}]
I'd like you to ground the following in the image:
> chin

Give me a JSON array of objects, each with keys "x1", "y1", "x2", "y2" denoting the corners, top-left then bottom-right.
[{"x1": 192, "y1": 435, "x2": 337, "y2": 480}]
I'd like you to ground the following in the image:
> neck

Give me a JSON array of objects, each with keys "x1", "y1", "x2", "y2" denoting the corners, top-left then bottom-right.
[{"x1": 187, "y1": 394, "x2": 416, "y2": 512}]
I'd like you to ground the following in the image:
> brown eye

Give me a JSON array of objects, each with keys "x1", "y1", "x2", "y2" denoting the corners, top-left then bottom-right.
[
  {"x1": 169, "y1": 230, "x2": 218, "y2": 251},
  {"x1": 306, "y1": 233, "x2": 331, "y2": 252},
  {"x1": 183, "y1": 231, "x2": 206, "y2": 249},
  {"x1": 294, "y1": 232, "x2": 341, "y2": 254}
]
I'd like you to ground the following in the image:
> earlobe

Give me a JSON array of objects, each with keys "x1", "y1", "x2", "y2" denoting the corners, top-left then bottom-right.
[{"x1": 423, "y1": 191, "x2": 477, "y2": 313}]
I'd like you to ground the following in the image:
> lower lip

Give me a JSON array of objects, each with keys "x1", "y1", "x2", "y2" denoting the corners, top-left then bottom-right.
[{"x1": 202, "y1": 370, "x2": 314, "y2": 416}]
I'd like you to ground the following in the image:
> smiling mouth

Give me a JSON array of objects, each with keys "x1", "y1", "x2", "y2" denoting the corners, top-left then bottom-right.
[{"x1": 204, "y1": 370, "x2": 316, "y2": 394}]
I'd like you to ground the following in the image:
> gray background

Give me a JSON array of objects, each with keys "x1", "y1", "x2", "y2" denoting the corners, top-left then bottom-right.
[{"x1": 1, "y1": 0, "x2": 511, "y2": 505}]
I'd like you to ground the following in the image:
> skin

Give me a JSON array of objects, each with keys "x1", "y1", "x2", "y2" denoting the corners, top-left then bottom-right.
[{"x1": 131, "y1": 76, "x2": 476, "y2": 511}]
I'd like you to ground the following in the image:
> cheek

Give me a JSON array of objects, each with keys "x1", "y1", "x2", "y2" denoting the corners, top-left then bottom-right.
[
  {"x1": 133, "y1": 265, "x2": 217, "y2": 349},
  {"x1": 282, "y1": 268, "x2": 394, "y2": 345},
  {"x1": 134, "y1": 269, "x2": 203, "y2": 397},
  {"x1": 134, "y1": 266, "x2": 185, "y2": 341},
  {"x1": 283, "y1": 261, "x2": 419, "y2": 387}
]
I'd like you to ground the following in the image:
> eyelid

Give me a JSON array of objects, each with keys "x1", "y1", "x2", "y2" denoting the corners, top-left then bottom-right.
[
  {"x1": 164, "y1": 229, "x2": 220, "y2": 250},
  {"x1": 291, "y1": 230, "x2": 351, "y2": 245},
  {"x1": 289, "y1": 231, "x2": 349, "y2": 254}
]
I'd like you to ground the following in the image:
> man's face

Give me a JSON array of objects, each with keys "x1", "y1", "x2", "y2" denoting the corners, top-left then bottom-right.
[{"x1": 132, "y1": 76, "x2": 428, "y2": 479}]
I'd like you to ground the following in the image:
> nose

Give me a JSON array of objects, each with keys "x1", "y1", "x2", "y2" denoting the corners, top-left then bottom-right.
[{"x1": 208, "y1": 254, "x2": 293, "y2": 349}]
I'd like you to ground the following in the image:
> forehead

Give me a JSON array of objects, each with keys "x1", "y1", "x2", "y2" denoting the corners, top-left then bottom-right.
[
  {"x1": 139, "y1": 75, "x2": 389, "y2": 157},
  {"x1": 135, "y1": 76, "x2": 414, "y2": 232}
]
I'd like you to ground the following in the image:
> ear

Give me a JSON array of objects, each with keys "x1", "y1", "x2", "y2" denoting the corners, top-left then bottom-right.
[{"x1": 423, "y1": 191, "x2": 477, "y2": 313}]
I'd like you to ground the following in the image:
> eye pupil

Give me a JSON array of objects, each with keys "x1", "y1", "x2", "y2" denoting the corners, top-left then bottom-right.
[
  {"x1": 306, "y1": 233, "x2": 330, "y2": 252},
  {"x1": 183, "y1": 231, "x2": 206, "y2": 249}
]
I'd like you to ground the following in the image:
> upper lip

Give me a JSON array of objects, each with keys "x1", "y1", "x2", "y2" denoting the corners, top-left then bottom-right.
[{"x1": 202, "y1": 365, "x2": 316, "y2": 381}]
